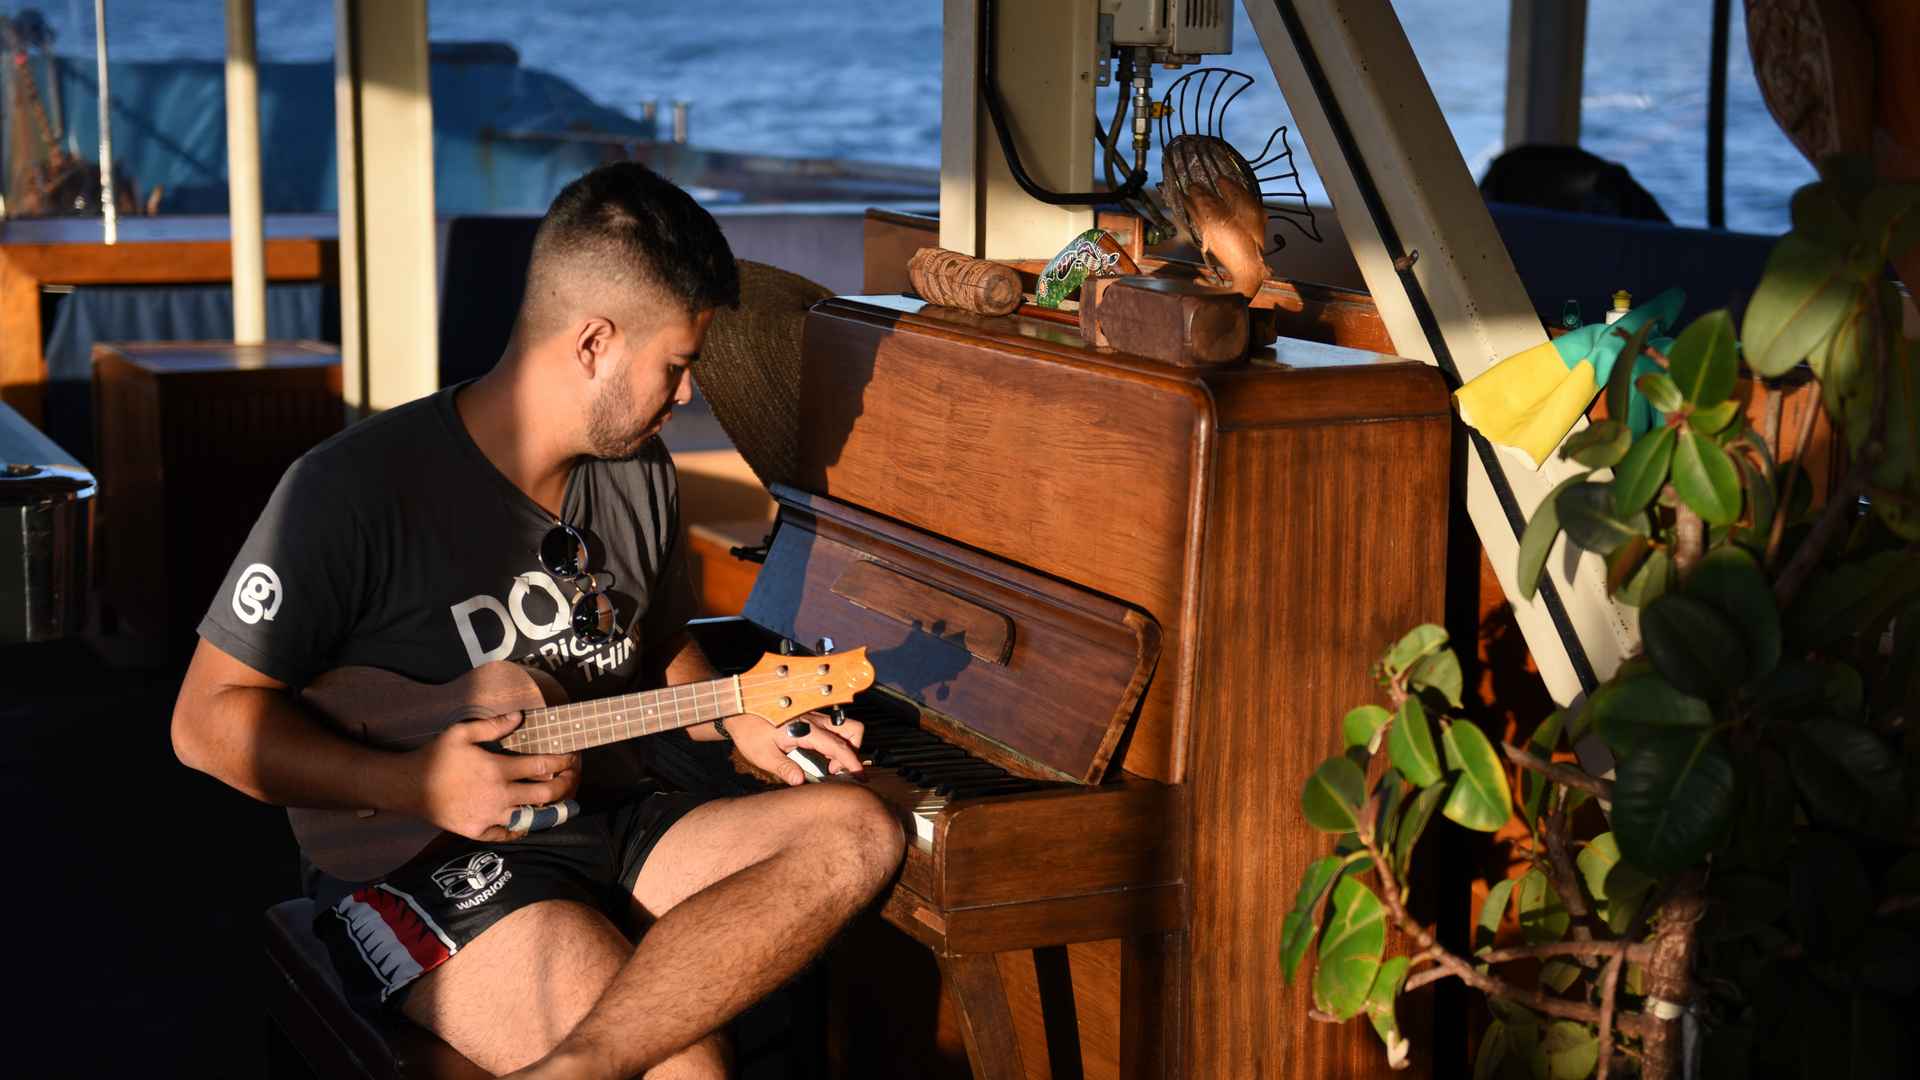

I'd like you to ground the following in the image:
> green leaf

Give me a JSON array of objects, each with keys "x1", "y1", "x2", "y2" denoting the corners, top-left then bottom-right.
[
  {"x1": 1408, "y1": 649, "x2": 1464, "y2": 708},
  {"x1": 1383, "y1": 624, "x2": 1448, "y2": 676},
  {"x1": 1576, "y1": 833, "x2": 1621, "y2": 904},
  {"x1": 1537, "y1": 1021, "x2": 1600, "y2": 1080},
  {"x1": 1691, "y1": 398, "x2": 1742, "y2": 435},
  {"x1": 1787, "y1": 550, "x2": 1920, "y2": 651},
  {"x1": 1343, "y1": 705, "x2": 1391, "y2": 753},
  {"x1": 1579, "y1": 833, "x2": 1655, "y2": 933},
  {"x1": 1606, "y1": 318, "x2": 1658, "y2": 422},
  {"x1": 1612, "y1": 732, "x2": 1736, "y2": 876},
  {"x1": 1538, "y1": 959, "x2": 1581, "y2": 994},
  {"x1": 1823, "y1": 662, "x2": 1863, "y2": 721},
  {"x1": 1784, "y1": 719, "x2": 1906, "y2": 834},
  {"x1": 1521, "y1": 710, "x2": 1566, "y2": 825},
  {"x1": 1616, "y1": 547, "x2": 1673, "y2": 607},
  {"x1": 1672, "y1": 428, "x2": 1742, "y2": 526},
  {"x1": 1516, "y1": 473, "x2": 1585, "y2": 601},
  {"x1": 1668, "y1": 310, "x2": 1739, "y2": 408},
  {"x1": 1860, "y1": 183, "x2": 1920, "y2": 263},
  {"x1": 1684, "y1": 547, "x2": 1782, "y2": 678},
  {"x1": 1557, "y1": 481, "x2": 1645, "y2": 552},
  {"x1": 1476, "y1": 876, "x2": 1518, "y2": 953},
  {"x1": 1515, "y1": 868, "x2": 1571, "y2": 944},
  {"x1": 1312, "y1": 877, "x2": 1387, "y2": 1021},
  {"x1": 1441, "y1": 721, "x2": 1513, "y2": 832},
  {"x1": 1388, "y1": 696, "x2": 1444, "y2": 788},
  {"x1": 1474, "y1": 1020, "x2": 1511, "y2": 1080},
  {"x1": 1790, "y1": 183, "x2": 1858, "y2": 251},
  {"x1": 1637, "y1": 371, "x2": 1685, "y2": 413},
  {"x1": 1394, "y1": 783, "x2": 1446, "y2": 880},
  {"x1": 1373, "y1": 768, "x2": 1407, "y2": 853},
  {"x1": 1561, "y1": 419, "x2": 1632, "y2": 468},
  {"x1": 1302, "y1": 757, "x2": 1366, "y2": 833},
  {"x1": 1610, "y1": 426, "x2": 1676, "y2": 517},
  {"x1": 1363, "y1": 955, "x2": 1412, "y2": 1068},
  {"x1": 1601, "y1": 861, "x2": 1657, "y2": 934},
  {"x1": 1641, "y1": 592, "x2": 1746, "y2": 699},
  {"x1": 1742, "y1": 232, "x2": 1860, "y2": 376},
  {"x1": 1586, "y1": 671, "x2": 1713, "y2": 757},
  {"x1": 1280, "y1": 855, "x2": 1345, "y2": 983}
]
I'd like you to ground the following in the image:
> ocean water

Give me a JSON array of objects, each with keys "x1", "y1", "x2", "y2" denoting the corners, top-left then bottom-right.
[{"x1": 11, "y1": 0, "x2": 1812, "y2": 234}]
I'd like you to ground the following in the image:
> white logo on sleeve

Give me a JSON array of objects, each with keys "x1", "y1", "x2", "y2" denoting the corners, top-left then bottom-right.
[{"x1": 231, "y1": 563, "x2": 284, "y2": 624}]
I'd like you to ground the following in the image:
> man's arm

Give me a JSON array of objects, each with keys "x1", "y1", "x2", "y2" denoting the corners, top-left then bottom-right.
[
  {"x1": 172, "y1": 638, "x2": 581, "y2": 843},
  {"x1": 643, "y1": 631, "x2": 866, "y2": 785}
]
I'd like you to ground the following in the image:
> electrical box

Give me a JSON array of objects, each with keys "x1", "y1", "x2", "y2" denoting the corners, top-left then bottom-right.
[{"x1": 1101, "y1": 0, "x2": 1233, "y2": 60}]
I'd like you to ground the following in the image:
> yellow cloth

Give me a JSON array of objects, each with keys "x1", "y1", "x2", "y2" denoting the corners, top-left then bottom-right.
[{"x1": 1453, "y1": 342, "x2": 1600, "y2": 468}]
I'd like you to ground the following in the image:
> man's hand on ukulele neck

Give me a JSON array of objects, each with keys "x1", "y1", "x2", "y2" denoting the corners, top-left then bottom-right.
[{"x1": 403, "y1": 713, "x2": 582, "y2": 843}]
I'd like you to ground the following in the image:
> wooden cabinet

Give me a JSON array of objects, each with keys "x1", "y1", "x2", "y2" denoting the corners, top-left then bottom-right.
[{"x1": 92, "y1": 341, "x2": 342, "y2": 652}]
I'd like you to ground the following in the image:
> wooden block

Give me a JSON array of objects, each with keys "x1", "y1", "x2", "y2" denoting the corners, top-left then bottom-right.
[{"x1": 1083, "y1": 276, "x2": 1249, "y2": 366}]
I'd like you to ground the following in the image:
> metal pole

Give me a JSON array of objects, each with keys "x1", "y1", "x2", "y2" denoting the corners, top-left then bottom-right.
[
  {"x1": 93, "y1": 0, "x2": 114, "y2": 243},
  {"x1": 226, "y1": 0, "x2": 267, "y2": 344},
  {"x1": 1707, "y1": 0, "x2": 1730, "y2": 229}
]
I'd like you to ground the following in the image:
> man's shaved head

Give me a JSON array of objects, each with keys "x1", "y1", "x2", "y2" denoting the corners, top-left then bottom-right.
[{"x1": 516, "y1": 163, "x2": 739, "y2": 342}]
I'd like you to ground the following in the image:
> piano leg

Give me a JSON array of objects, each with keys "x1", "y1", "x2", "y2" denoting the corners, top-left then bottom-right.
[
  {"x1": 938, "y1": 952, "x2": 1026, "y2": 1080},
  {"x1": 1120, "y1": 930, "x2": 1186, "y2": 1080}
]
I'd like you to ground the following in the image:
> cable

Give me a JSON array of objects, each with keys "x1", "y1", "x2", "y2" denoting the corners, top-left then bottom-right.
[{"x1": 980, "y1": 0, "x2": 1145, "y2": 205}]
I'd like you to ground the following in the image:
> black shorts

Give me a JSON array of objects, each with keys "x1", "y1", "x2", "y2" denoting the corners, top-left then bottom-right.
[{"x1": 314, "y1": 790, "x2": 710, "y2": 1011}]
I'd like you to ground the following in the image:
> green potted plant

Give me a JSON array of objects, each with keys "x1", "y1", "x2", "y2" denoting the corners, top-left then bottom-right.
[{"x1": 1283, "y1": 157, "x2": 1920, "y2": 1078}]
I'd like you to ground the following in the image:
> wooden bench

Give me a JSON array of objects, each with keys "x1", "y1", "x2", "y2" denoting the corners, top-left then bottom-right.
[{"x1": 263, "y1": 899, "x2": 487, "y2": 1080}]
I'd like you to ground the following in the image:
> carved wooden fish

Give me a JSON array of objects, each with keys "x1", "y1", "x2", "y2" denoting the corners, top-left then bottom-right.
[{"x1": 1158, "y1": 135, "x2": 1268, "y2": 300}]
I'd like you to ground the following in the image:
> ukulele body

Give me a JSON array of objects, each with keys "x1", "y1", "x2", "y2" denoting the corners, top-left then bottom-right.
[{"x1": 288, "y1": 661, "x2": 566, "y2": 882}]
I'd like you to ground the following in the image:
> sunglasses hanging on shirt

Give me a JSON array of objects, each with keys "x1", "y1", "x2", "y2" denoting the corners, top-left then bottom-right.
[{"x1": 539, "y1": 522, "x2": 619, "y2": 645}]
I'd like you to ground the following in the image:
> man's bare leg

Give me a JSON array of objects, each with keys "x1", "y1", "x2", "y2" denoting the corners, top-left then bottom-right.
[
  {"x1": 508, "y1": 782, "x2": 905, "y2": 1079},
  {"x1": 399, "y1": 900, "x2": 728, "y2": 1077}
]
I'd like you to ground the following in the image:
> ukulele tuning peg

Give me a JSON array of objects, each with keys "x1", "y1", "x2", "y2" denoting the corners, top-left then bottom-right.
[
  {"x1": 816, "y1": 637, "x2": 836, "y2": 655},
  {"x1": 778, "y1": 638, "x2": 795, "y2": 656}
]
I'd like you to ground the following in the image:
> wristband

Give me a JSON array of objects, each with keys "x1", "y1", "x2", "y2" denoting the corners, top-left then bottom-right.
[{"x1": 712, "y1": 716, "x2": 732, "y2": 742}]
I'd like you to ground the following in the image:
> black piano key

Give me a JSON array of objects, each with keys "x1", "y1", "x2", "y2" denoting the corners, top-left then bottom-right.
[
  {"x1": 876, "y1": 747, "x2": 974, "y2": 766},
  {"x1": 942, "y1": 779, "x2": 1044, "y2": 799},
  {"x1": 903, "y1": 765, "x2": 1004, "y2": 786}
]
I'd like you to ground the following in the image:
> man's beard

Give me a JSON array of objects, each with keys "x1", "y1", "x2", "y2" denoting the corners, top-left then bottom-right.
[{"x1": 584, "y1": 363, "x2": 666, "y2": 460}]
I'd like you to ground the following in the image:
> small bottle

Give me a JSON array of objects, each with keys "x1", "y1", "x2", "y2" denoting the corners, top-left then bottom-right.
[
  {"x1": 1603, "y1": 290, "x2": 1632, "y2": 325},
  {"x1": 1560, "y1": 299, "x2": 1583, "y2": 330}
]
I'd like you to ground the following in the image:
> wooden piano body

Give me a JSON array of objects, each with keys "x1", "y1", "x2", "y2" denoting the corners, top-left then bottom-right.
[{"x1": 684, "y1": 295, "x2": 1452, "y2": 1078}]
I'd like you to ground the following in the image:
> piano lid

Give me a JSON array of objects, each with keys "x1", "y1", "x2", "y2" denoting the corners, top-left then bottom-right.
[{"x1": 742, "y1": 486, "x2": 1160, "y2": 785}]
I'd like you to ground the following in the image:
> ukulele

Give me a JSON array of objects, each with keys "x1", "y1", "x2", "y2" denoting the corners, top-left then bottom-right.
[{"x1": 288, "y1": 647, "x2": 873, "y2": 881}]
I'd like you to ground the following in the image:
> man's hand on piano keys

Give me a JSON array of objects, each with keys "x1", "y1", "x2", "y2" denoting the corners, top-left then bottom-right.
[{"x1": 730, "y1": 709, "x2": 866, "y2": 786}]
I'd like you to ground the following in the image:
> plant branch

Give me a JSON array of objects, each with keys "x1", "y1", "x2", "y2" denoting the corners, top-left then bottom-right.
[
  {"x1": 1596, "y1": 952, "x2": 1626, "y2": 1080},
  {"x1": 1673, "y1": 493, "x2": 1706, "y2": 579},
  {"x1": 1502, "y1": 743, "x2": 1615, "y2": 801},
  {"x1": 1765, "y1": 385, "x2": 1823, "y2": 569},
  {"x1": 1403, "y1": 938, "x2": 1650, "y2": 992},
  {"x1": 1642, "y1": 343, "x2": 1673, "y2": 369},
  {"x1": 1357, "y1": 835, "x2": 1651, "y2": 1040},
  {"x1": 1545, "y1": 792, "x2": 1604, "y2": 946},
  {"x1": 1761, "y1": 382, "x2": 1783, "y2": 461}
]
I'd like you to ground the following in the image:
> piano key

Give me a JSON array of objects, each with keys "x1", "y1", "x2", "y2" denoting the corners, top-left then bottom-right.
[
  {"x1": 940, "y1": 778, "x2": 1042, "y2": 798},
  {"x1": 918, "y1": 762, "x2": 1006, "y2": 777}
]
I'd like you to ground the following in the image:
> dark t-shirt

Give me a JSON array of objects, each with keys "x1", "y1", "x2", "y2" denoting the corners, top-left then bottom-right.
[{"x1": 198, "y1": 383, "x2": 697, "y2": 895}]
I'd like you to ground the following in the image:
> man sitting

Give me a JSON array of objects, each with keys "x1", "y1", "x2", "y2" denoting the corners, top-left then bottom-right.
[{"x1": 172, "y1": 162, "x2": 904, "y2": 1079}]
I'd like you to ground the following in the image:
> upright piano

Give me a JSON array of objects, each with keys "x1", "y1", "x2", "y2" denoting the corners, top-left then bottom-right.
[{"x1": 670, "y1": 293, "x2": 1452, "y2": 1079}]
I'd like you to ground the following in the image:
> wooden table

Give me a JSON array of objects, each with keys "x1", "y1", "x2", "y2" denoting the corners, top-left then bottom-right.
[{"x1": 1, "y1": 231, "x2": 337, "y2": 422}]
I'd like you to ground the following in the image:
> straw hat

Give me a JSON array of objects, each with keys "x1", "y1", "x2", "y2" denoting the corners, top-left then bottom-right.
[{"x1": 694, "y1": 260, "x2": 832, "y2": 490}]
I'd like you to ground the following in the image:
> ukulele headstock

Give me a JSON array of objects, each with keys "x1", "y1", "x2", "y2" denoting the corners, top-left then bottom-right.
[{"x1": 739, "y1": 646, "x2": 873, "y2": 723}]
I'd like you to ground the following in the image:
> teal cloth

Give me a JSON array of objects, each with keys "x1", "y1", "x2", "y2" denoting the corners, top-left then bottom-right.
[{"x1": 1551, "y1": 287, "x2": 1685, "y2": 435}]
